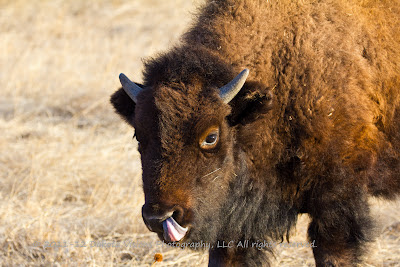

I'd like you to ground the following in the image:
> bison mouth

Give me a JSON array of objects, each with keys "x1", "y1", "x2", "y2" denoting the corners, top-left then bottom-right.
[{"x1": 162, "y1": 216, "x2": 189, "y2": 242}]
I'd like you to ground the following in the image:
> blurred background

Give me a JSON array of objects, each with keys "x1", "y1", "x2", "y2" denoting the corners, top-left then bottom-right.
[{"x1": 0, "y1": 0, "x2": 399, "y2": 265}]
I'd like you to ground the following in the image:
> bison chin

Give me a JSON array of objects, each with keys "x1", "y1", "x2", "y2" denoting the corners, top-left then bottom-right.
[
  {"x1": 151, "y1": 207, "x2": 224, "y2": 248},
  {"x1": 154, "y1": 197, "x2": 229, "y2": 247}
]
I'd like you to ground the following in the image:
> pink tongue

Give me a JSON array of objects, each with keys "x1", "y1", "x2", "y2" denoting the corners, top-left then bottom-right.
[{"x1": 163, "y1": 217, "x2": 188, "y2": 242}]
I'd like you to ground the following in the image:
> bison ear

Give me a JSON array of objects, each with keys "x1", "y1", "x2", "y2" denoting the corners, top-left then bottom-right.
[
  {"x1": 227, "y1": 81, "x2": 273, "y2": 126},
  {"x1": 110, "y1": 83, "x2": 143, "y2": 127}
]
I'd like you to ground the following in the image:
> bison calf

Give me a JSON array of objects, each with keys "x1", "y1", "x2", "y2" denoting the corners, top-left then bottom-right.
[{"x1": 111, "y1": 0, "x2": 400, "y2": 266}]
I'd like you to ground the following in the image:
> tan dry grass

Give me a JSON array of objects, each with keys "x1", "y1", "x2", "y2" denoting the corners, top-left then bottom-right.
[{"x1": 0, "y1": 0, "x2": 399, "y2": 266}]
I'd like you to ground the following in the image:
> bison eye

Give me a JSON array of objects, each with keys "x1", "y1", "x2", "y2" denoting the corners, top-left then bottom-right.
[{"x1": 199, "y1": 126, "x2": 220, "y2": 150}]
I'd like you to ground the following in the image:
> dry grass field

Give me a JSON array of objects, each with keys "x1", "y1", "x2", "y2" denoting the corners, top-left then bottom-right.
[{"x1": 0, "y1": 0, "x2": 399, "y2": 266}]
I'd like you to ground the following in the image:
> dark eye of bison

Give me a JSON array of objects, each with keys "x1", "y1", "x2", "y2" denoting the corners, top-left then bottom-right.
[
  {"x1": 205, "y1": 133, "x2": 217, "y2": 144},
  {"x1": 199, "y1": 126, "x2": 220, "y2": 150}
]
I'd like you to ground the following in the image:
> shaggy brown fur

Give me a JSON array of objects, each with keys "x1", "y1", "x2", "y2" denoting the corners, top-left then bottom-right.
[{"x1": 110, "y1": 0, "x2": 400, "y2": 266}]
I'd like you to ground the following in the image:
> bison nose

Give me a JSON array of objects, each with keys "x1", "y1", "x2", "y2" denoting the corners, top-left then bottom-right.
[{"x1": 142, "y1": 204, "x2": 185, "y2": 233}]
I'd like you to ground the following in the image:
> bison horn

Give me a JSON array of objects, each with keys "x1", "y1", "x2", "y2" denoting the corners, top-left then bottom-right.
[
  {"x1": 219, "y1": 68, "x2": 249, "y2": 103},
  {"x1": 119, "y1": 73, "x2": 143, "y2": 103}
]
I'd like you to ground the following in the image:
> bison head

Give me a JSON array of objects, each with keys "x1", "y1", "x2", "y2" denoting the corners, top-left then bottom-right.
[{"x1": 111, "y1": 68, "x2": 273, "y2": 245}]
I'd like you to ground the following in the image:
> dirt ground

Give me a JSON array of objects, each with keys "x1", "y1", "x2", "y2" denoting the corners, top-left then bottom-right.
[{"x1": 0, "y1": 0, "x2": 399, "y2": 265}]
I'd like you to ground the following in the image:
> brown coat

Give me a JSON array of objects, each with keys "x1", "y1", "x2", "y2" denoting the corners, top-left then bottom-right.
[{"x1": 111, "y1": 0, "x2": 400, "y2": 266}]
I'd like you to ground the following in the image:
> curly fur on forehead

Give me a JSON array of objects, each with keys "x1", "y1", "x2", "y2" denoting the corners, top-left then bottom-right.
[{"x1": 143, "y1": 45, "x2": 237, "y2": 89}]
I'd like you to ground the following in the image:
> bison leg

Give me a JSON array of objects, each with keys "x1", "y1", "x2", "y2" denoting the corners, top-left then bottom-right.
[
  {"x1": 307, "y1": 188, "x2": 373, "y2": 266},
  {"x1": 208, "y1": 245, "x2": 271, "y2": 267}
]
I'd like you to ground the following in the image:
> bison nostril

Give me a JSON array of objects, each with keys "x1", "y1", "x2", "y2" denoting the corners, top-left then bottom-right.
[{"x1": 171, "y1": 205, "x2": 185, "y2": 222}]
